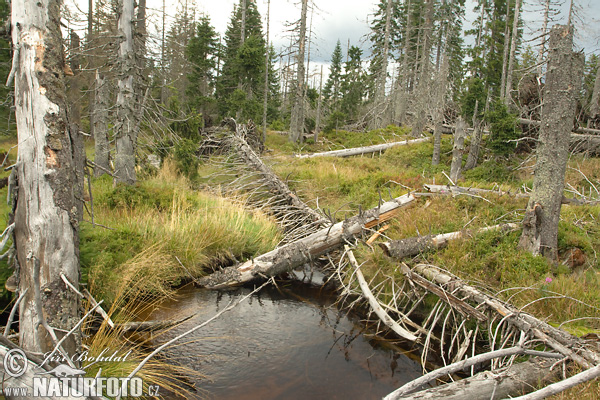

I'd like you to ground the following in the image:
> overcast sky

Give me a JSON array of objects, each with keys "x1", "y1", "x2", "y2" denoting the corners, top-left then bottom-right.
[{"x1": 67, "y1": 0, "x2": 600, "y2": 83}]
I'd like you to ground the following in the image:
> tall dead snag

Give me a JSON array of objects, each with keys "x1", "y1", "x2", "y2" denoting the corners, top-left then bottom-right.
[
  {"x1": 12, "y1": 0, "x2": 84, "y2": 355},
  {"x1": 519, "y1": 25, "x2": 584, "y2": 260},
  {"x1": 197, "y1": 194, "x2": 415, "y2": 289},
  {"x1": 464, "y1": 100, "x2": 483, "y2": 170},
  {"x1": 93, "y1": 71, "x2": 110, "y2": 176},
  {"x1": 289, "y1": 0, "x2": 308, "y2": 143},
  {"x1": 114, "y1": 0, "x2": 137, "y2": 184},
  {"x1": 449, "y1": 117, "x2": 466, "y2": 183}
]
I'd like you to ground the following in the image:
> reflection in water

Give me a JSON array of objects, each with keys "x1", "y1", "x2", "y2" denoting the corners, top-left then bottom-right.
[{"x1": 146, "y1": 283, "x2": 422, "y2": 400}]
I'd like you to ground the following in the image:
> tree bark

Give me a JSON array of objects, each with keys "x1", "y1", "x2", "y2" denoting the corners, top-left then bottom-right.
[
  {"x1": 12, "y1": 0, "x2": 84, "y2": 355},
  {"x1": 537, "y1": 0, "x2": 550, "y2": 78},
  {"x1": 518, "y1": 25, "x2": 584, "y2": 261},
  {"x1": 449, "y1": 117, "x2": 466, "y2": 183},
  {"x1": 197, "y1": 194, "x2": 416, "y2": 288},
  {"x1": 114, "y1": 0, "x2": 137, "y2": 185},
  {"x1": 93, "y1": 71, "x2": 110, "y2": 176},
  {"x1": 464, "y1": 100, "x2": 483, "y2": 170},
  {"x1": 504, "y1": 0, "x2": 521, "y2": 107},
  {"x1": 289, "y1": 0, "x2": 308, "y2": 143},
  {"x1": 432, "y1": 53, "x2": 450, "y2": 165},
  {"x1": 379, "y1": 223, "x2": 519, "y2": 259},
  {"x1": 499, "y1": 0, "x2": 511, "y2": 99},
  {"x1": 411, "y1": 0, "x2": 434, "y2": 138},
  {"x1": 589, "y1": 61, "x2": 600, "y2": 122},
  {"x1": 314, "y1": 65, "x2": 323, "y2": 142},
  {"x1": 297, "y1": 137, "x2": 430, "y2": 159},
  {"x1": 262, "y1": 0, "x2": 271, "y2": 143}
]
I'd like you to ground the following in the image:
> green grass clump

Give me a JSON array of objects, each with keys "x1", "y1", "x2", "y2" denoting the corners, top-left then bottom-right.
[{"x1": 82, "y1": 160, "x2": 281, "y2": 305}]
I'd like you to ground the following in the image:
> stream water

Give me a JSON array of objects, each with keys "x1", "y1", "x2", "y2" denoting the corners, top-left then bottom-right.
[{"x1": 145, "y1": 281, "x2": 423, "y2": 400}]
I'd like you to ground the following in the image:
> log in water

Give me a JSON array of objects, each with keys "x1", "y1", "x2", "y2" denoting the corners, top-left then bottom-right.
[{"x1": 144, "y1": 283, "x2": 423, "y2": 400}]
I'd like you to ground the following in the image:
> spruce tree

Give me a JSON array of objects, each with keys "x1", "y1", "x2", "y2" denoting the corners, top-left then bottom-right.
[
  {"x1": 340, "y1": 46, "x2": 365, "y2": 120},
  {"x1": 216, "y1": 0, "x2": 266, "y2": 122},
  {"x1": 323, "y1": 40, "x2": 343, "y2": 110},
  {"x1": 186, "y1": 15, "x2": 218, "y2": 124}
]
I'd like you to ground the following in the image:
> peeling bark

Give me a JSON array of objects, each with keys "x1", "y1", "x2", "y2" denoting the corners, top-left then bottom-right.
[
  {"x1": 12, "y1": 0, "x2": 83, "y2": 355},
  {"x1": 519, "y1": 25, "x2": 584, "y2": 261}
]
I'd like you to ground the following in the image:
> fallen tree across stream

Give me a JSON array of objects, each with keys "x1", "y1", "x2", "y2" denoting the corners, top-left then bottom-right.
[
  {"x1": 197, "y1": 193, "x2": 416, "y2": 289},
  {"x1": 295, "y1": 137, "x2": 430, "y2": 159}
]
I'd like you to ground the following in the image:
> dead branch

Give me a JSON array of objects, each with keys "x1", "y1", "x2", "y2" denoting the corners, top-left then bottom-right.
[{"x1": 296, "y1": 137, "x2": 430, "y2": 159}]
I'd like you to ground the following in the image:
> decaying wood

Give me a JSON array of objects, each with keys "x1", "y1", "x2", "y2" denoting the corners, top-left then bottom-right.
[
  {"x1": 12, "y1": 0, "x2": 84, "y2": 356},
  {"x1": 410, "y1": 264, "x2": 600, "y2": 369},
  {"x1": 400, "y1": 264, "x2": 487, "y2": 323},
  {"x1": 449, "y1": 118, "x2": 467, "y2": 183},
  {"x1": 387, "y1": 358, "x2": 559, "y2": 400},
  {"x1": 296, "y1": 137, "x2": 430, "y2": 159},
  {"x1": 197, "y1": 193, "x2": 416, "y2": 289},
  {"x1": 424, "y1": 184, "x2": 598, "y2": 205},
  {"x1": 116, "y1": 314, "x2": 194, "y2": 333},
  {"x1": 385, "y1": 344, "x2": 561, "y2": 399},
  {"x1": 519, "y1": 118, "x2": 600, "y2": 136},
  {"x1": 519, "y1": 25, "x2": 584, "y2": 260},
  {"x1": 345, "y1": 247, "x2": 417, "y2": 341},
  {"x1": 379, "y1": 223, "x2": 519, "y2": 259},
  {"x1": 510, "y1": 363, "x2": 600, "y2": 400}
]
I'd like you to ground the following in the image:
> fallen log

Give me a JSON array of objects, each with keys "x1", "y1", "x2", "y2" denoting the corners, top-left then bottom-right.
[
  {"x1": 295, "y1": 137, "x2": 430, "y2": 159},
  {"x1": 116, "y1": 314, "x2": 195, "y2": 333},
  {"x1": 510, "y1": 363, "x2": 600, "y2": 400},
  {"x1": 424, "y1": 184, "x2": 599, "y2": 205},
  {"x1": 519, "y1": 118, "x2": 600, "y2": 136},
  {"x1": 410, "y1": 264, "x2": 600, "y2": 369},
  {"x1": 379, "y1": 223, "x2": 519, "y2": 259},
  {"x1": 345, "y1": 247, "x2": 418, "y2": 341},
  {"x1": 386, "y1": 358, "x2": 558, "y2": 400},
  {"x1": 385, "y1": 345, "x2": 561, "y2": 399},
  {"x1": 197, "y1": 193, "x2": 416, "y2": 289},
  {"x1": 228, "y1": 131, "x2": 327, "y2": 228}
]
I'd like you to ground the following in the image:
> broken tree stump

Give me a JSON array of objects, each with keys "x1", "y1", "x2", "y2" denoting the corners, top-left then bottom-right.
[
  {"x1": 379, "y1": 223, "x2": 519, "y2": 259},
  {"x1": 197, "y1": 194, "x2": 416, "y2": 289}
]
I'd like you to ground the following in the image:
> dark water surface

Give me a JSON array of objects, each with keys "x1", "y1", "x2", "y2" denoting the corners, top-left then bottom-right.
[{"x1": 146, "y1": 282, "x2": 422, "y2": 400}]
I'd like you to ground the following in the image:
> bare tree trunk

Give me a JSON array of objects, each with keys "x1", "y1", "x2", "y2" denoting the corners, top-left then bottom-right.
[
  {"x1": 537, "y1": 0, "x2": 550, "y2": 78},
  {"x1": 589, "y1": 61, "x2": 600, "y2": 124},
  {"x1": 93, "y1": 71, "x2": 110, "y2": 177},
  {"x1": 394, "y1": 0, "x2": 412, "y2": 126},
  {"x1": 262, "y1": 0, "x2": 271, "y2": 143},
  {"x1": 411, "y1": 0, "x2": 434, "y2": 138},
  {"x1": 160, "y1": 0, "x2": 166, "y2": 104},
  {"x1": 289, "y1": 0, "x2": 308, "y2": 143},
  {"x1": 87, "y1": 0, "x2": 94, "y2": 137},
  {"x1": 449, "y1": 117, "x2": 466, "y2": 183},
  {"x1": 504, "y1": 0, "x2": 521, "y2": 107},
  {"x1": 12, "y1": 0, "x2": 83, "y2": 355},
  {"x1": 68, "y1": 30, "x2": 81, "y2": 128},
  {"x1": 371, "y1": 0, "x2": 393, "y2": 130},
  {"x1": 135, "y1": 0, "x2": 147, "y2": 118},
  {"x1": 432, "y1": 51, "x2": 450, "y2": 165},
  {"x1": 314, "y1": 64, "x2": 323, "y2": 142},
  {"x1": 114, "y1": 0, "x2": 136, "y2": 185},
  {"x1": 465, "y1": 100, "x2": 482, "y2": 170},
  {"x1": 499, "y1": 0, "x2": 510, "y2": 99},
  {"x1": 518, "y1": 25, "x2": 583, "y2": 261}
]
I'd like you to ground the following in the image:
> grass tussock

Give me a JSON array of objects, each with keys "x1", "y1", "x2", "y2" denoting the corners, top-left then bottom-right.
[{"x1": 82, "y1": 159, "x2": 281, "y2": 305}]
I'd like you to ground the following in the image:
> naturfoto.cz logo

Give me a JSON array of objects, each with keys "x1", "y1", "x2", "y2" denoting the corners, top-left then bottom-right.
[{"x1": 2, "y1": 348, "x2": 156, "y2": 398}]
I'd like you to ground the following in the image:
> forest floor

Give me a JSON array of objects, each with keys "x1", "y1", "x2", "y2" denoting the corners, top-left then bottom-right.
[{"x1": 0, "y1": 126, "x2": 599, "y2": 398}]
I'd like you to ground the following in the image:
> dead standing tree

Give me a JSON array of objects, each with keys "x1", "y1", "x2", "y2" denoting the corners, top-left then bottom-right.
[
  {"x1": 289, "y1": 0, "x2": 308, "y2": 143},
  {"x1": 519, "y1": 25, "x2": 584, "y2": 260},
  {"x1": 11, "y1": 0, "x2": 84, "y2": 355},
  {"x1": 114, "y1": 0, "x2": 137, "y2": 184}
]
